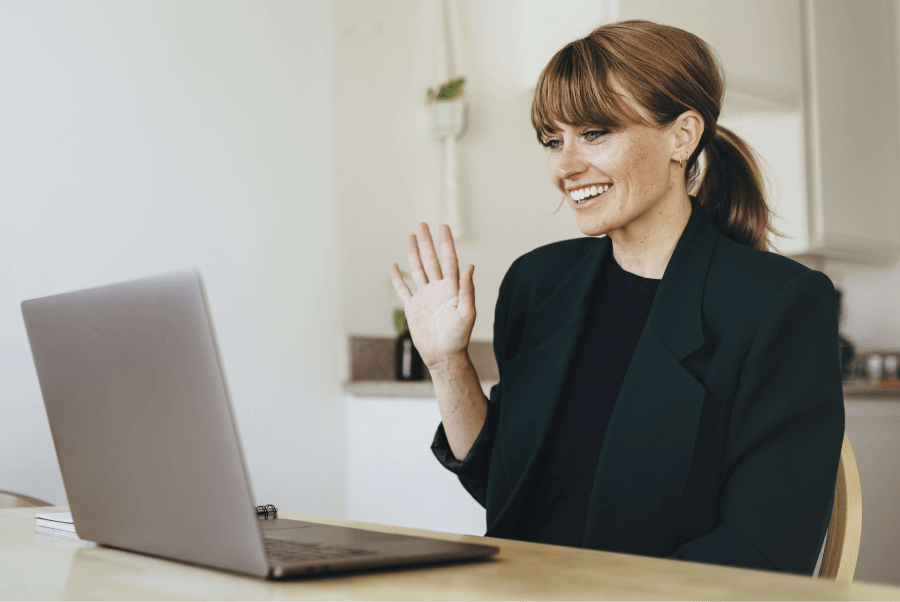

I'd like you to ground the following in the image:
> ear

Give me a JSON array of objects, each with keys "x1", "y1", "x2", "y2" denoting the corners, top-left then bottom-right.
[{"x1": 671, "y1": 109, "x2": 704, "y2": 162}]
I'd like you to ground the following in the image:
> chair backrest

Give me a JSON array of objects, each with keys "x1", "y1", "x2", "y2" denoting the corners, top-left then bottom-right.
[
  {"x1": 818, "y1": 431, "x2": 862, "y2": 583},
  {"x1": 0, "y1": 490, "x2": 52, "y2": 509}
]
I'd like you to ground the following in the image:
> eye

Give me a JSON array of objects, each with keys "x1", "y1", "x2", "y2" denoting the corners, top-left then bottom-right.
[
  {"x1": 540, "y1": 138, "x2": 561, "y2": 151},
  {"x1": 583, "y1": 129, "x2": 608, "y2": 142}
]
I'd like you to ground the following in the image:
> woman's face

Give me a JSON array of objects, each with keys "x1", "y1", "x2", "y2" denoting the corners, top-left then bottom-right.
[{"x1": 542, "y1": 93, "x2": 683, "y2": 239}]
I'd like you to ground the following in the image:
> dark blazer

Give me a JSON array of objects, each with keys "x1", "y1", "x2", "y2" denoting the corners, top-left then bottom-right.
[{"x1": 432, "y1": 195, "x2": 845, "y2": 576}]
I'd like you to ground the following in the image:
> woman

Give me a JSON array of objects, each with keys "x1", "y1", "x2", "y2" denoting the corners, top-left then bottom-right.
[{"x1": 388, "y1": 20, "x2": 843, "y2": 576}]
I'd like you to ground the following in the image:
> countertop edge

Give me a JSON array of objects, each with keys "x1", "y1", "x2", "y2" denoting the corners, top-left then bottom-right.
[
  {"x1": 344, "y1": 380, "x2": 498, "y2": 398},
  {"x1": 344, "y1": 380, "x2": 900, "y2": 399}
]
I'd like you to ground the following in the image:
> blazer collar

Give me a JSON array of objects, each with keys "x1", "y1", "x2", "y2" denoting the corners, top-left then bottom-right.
[
  {"x1": 487, "y1": 196, "x2": 721, "y2": 552},
  {"x1": 523, "y1": 195, "x2": 718, "y2": 362}
]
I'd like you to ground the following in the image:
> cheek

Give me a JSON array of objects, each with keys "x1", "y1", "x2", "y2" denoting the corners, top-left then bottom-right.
[
  {"x1": 547, "y1": 156, "x2": 561, "y2": 187},
  {"x1": 619, "y1": 147, "x2": 654, "y2": 188},
  {"x1": 620, "y1": 147, "x2": 642, "y2": 172}
]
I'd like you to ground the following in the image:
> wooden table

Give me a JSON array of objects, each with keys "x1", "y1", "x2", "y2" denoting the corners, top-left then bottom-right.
[{"x1": 3, "y1": 507, "x2": 900, "y2": 600}]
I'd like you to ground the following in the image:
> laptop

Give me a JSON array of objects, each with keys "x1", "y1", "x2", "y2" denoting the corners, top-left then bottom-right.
[{"x1": 21, "y1": 270, "x2": 499, "y2": 579}]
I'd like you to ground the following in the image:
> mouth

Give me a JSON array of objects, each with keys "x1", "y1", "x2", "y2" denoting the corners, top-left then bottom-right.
[{"x1": 569, "y1": 183, "x2": 613, "y2": 204}]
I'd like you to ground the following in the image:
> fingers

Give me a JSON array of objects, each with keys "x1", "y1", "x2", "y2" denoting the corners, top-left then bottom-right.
[
  {"x1": 403, "y1": 223, "x2": 462, "y2": 293},
  {"x1": 407, "y1": 232, "x2": 429, "y2": 289},
  {"x1": 440, "y1": 224, "x2": 459, "y2": 284},
  {"x1": 458, "y1": 264, "x2": 476, "y2": 317},
  {"x1": 416, "y1": 223, "x2": 443, "y2": 283},
  {"x1": 389, "y1": 263, "x2": 413, "y2": 303}
]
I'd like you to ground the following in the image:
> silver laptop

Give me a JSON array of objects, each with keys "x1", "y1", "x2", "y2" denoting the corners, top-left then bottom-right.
[{"x1": 21, "y1": 271, "x2": 498, "y2": 579}]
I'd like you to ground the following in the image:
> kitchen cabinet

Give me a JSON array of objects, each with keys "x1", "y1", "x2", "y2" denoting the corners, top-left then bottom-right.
[
  {"x1": 344, "y1": 394, "x2": 486, "y2": 535},
  {"x1": 844, "y1": 398, "x2": 900, "y2": 586},
  {"x1": 616, "y1": 0, "x2": 804, "y2": 102},
  {"x1": 793, "y1": 0, "x2": 900, "y2": 266},
  {"x1": 716, "y1": 109, "x2": 809, "y2": 257},
  {"x1": 638, "y1": 0, "x2": 900, "y2": 265}
]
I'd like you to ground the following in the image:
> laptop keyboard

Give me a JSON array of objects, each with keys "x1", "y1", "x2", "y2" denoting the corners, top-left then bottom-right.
[{"x1": 263, "y1": 537, "x2": 377, "y2": 564}]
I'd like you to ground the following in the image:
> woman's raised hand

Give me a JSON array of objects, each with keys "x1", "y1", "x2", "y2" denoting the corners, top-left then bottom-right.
[{"x1": 389, "y1": 223, "x2": 476, "y2": 370}]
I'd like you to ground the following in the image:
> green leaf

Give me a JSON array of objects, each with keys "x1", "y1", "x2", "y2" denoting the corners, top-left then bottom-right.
[
  {"x1": 394, "y1": 310, "x2": 407, "y2": 333},
  {"x1": 436, "y1": 77, "x2": 465, "y2": 100}
]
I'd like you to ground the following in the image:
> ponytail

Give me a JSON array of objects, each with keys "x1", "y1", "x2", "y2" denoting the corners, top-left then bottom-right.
[{"x1": 693, "y1": 125, "x2": 792, "y2": 254}]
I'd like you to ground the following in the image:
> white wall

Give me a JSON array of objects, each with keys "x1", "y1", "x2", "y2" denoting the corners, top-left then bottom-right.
[
  {"x1": 335, "y1": 0, "x2": 585, "y2": 341},
  {"x1": 0, "y1": 0, "x2": 345, "y2": 515}
]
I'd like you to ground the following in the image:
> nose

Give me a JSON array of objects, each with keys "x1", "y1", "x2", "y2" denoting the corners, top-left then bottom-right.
[{"x1": 555, "y1": 143, "x2": 586, "y2": 180}]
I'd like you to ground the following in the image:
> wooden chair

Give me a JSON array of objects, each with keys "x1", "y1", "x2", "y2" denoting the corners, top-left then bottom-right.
[
  {"x1": 817, "y1": 432, "x2": 862, "y2": 583},
  {"x1": 0, "y1": 489, "x2": 52, "y2": 509}
]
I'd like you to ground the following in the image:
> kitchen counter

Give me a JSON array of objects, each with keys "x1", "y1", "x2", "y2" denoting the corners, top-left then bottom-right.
[
  {"x1": 348, "y1": 338, "x2": 900, "y2": 398},
  {"x1": 344, "y1": 379, "x2": 899, "y2": 399},
  {"x1": 842, "y1": 380, "x2": 900, "y2": 397},
  {"x1": 344, "y1": 379, "x2": 498, "y2": 398}
]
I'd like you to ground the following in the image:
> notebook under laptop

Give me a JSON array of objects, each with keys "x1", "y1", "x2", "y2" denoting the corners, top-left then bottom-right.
[{"x1": 21, "y1": 270, "x2": 499, "y2": 579}]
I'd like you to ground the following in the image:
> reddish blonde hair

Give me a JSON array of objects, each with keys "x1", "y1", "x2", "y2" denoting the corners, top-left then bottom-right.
[{"x1": 531, "y1": 20, "x2": 789, "y2": 253}]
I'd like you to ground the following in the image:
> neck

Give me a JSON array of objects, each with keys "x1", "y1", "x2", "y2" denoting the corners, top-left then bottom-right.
[{"x1": 609, "y1": 191, "x2": 692, "y2": 280}]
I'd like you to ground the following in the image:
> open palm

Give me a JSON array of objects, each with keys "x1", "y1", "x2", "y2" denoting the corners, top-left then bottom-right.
[{"x1": 389, "y1": 223, "x2": 476, "y2": 369}]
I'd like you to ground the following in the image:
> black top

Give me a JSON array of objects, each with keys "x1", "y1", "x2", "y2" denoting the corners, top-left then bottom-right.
[{"x1": 515, "y1": 248, "x2": 661, "y2": 547}]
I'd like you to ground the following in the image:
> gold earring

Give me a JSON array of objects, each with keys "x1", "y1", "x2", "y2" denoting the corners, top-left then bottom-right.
[{"x1": 680, "y1": 156, "x2": 685, "y2": 169}]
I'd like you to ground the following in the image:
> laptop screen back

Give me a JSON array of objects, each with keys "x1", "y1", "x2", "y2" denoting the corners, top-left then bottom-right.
[{"x1": 22, "y1": 271, "x2": 269, "y2": 577}]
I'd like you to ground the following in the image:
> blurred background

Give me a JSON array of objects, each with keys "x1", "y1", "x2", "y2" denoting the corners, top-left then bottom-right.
[{"x1": 1, "y1": 0, "x2": 899, "y2": 586}]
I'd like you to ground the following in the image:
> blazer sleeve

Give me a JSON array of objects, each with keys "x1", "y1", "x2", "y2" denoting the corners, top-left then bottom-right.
[
  {"x1": 667, "y1": 269, "x2": 845, "y2": 576},
  {"x1": 430, "y1": 256, "x2": 521, "y2": 508}
]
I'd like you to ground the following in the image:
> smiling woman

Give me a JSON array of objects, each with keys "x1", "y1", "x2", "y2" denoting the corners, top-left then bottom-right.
[
  {"x1": 531, "y1": 19, "x2": 789, "y2": 278},
  {"x1": 390, "y1": 19, "x2": 844, "y2": 579}
]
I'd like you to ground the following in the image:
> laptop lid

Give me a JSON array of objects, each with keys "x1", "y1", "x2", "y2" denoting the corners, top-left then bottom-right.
[{"x1": 22, "y1": 271, "x2": 270, "y2": 577}]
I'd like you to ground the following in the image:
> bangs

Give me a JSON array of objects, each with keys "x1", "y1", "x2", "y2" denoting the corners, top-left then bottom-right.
[{"x1": 531, "y1": 38, "x2": 647, "y2": 142}]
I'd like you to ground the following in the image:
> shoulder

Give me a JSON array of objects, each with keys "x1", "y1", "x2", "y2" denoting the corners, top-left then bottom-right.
[
  {"x1": 504, "y1": 236, "x2": 603, "y2": 286},
  {"x1": 712, "y1": 233, "x2": 835, "y2": 293},
  {"x1": 494, "y1": 236, "x2": 601, "y2": 319},
  {"x1": 705, "y1": 233, "x2": 837, "y2": 329}
]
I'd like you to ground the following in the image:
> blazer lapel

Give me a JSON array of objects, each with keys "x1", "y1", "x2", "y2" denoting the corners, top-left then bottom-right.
[
  {"x1": 488, "y1": 236, "x2": 609, "y2": 535},
  {"x1": 583, "y1": 197, "x2": 719, "y2": 555},
  {"x1": 488, "y1": 196, "x2": 720, "y2": 554}
]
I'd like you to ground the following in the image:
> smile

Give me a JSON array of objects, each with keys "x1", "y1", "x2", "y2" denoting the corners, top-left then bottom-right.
[{"x1": 571, "y1": 184, "x2": 613, "y2": 203}]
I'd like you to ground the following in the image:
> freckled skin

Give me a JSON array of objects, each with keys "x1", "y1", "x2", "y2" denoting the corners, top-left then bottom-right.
[{"x1": 543, "y1": 82, "x2": 704, "y2": 279}]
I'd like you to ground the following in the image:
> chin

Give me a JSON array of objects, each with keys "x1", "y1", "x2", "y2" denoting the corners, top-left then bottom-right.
[{"x1": 575, "y1": 220, "x2": 608, "y2": 238}]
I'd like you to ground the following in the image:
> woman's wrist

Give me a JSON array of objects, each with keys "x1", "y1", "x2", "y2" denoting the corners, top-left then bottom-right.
[{"x1": 427, "y1": 350, "x2": 474, "y2": 379}]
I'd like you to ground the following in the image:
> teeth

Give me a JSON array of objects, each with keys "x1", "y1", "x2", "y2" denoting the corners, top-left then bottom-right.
[{"x1": 572, "y1": 184, "x2": 612, "y2": 203}]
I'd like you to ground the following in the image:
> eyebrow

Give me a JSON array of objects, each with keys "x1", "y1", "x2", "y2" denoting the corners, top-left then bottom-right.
[{"x1": 543, "y1": 124, "x2": 617, "y2": 135}]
